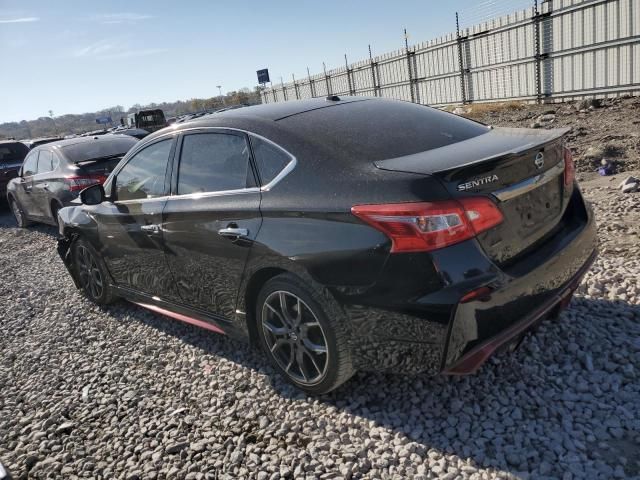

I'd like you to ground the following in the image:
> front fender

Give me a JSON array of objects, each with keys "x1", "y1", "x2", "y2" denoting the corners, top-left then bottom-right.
[{"x1": 57, "y1": 205, "x2": 101, "y2": 289}]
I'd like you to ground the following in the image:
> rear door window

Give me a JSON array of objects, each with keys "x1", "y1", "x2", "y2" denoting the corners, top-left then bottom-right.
[
  {"x1": 115, "y1": 139, "x2": 172, "y2": 201},
  {"x1": 249, "y1": 136, "x2": 292, "y2": 185},
  {"x1": 36, "y1": 150, "x2": 55, "y2": 173},
  {"x1": 22, "y1": 152, "x2": 39, "y2": 176},
  {"x1": 177, "y1": 132, "x2": 252, "y2": 194}
]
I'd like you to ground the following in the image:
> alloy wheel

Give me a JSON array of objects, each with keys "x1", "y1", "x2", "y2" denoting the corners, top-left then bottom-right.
[
  {"x1": 261, "y1": 291, "x2": 329, "y2": 385},
  {"x1": 76, "y1": 245, "x2": 104, "y2": 300}
]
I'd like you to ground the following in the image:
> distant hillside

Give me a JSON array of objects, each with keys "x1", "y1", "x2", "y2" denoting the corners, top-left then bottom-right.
[{"x1": 0, "y1": 88, "x2": 261, "y2": 140}]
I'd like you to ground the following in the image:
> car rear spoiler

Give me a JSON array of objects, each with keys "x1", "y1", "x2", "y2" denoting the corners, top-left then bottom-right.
[{"x1": 374, "y1": 127, "x2": 571, "y2": 175}]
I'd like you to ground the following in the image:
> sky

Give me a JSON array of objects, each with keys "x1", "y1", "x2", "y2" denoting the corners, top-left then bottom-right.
[{"x1": 0, "y1": 0, "x2": 518, "y2": 123}]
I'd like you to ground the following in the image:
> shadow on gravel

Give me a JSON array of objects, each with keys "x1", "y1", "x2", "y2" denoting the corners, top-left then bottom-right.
[
  {"x1": 0, "y1": 202, "x2": 58, "y2": 238},
  {"x1": 104, "y1": 295, "x2": 640, "y2": 478}
]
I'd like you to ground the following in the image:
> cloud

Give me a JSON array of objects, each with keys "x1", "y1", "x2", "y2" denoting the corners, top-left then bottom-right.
[
  {"x1": 102, "y1": 48, "x2": 167, "y2": 59},
  {"x1": 74, "y1": 40, "x2": 116, "y2": 57},
  {"x1": 94, "y1": 13, "x2": 153, "y2": 24},
  {"x1": 73, "y1": 40, "x2": 166, "y2": 59},
  {"x1": 0, "y1": 17, "x2": 39, "y2": 24}
]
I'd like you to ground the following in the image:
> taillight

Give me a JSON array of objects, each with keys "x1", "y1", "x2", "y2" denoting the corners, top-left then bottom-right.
[
  {"x1": 351, "y1": 197, "x2": 504, "y2": 253},
  {"x1": 65, "y1": 175, "x2": 107, "y2": 192},
  {"x1": 563, "y1": 146, "x2": 575, "y2": 187}
]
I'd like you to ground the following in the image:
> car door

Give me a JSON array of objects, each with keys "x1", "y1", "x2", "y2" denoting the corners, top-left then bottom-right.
[
  {"x1": 162, "y1": 129, "x2": 262, "y2": 320},
  {"x1": 14, "y1": 150, "x2": 39, "y2": 218},
  {"x1": 94, "y1": 135, "x2": 180, "y2": 299},
  {"x1": 31, "y1": 149, "x2": 55, "y2": 219}
]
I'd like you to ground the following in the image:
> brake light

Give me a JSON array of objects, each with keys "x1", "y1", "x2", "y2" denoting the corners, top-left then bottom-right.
[
  {"x1": 351, "y1": 197, "x2": 503, "y2": 253},
  {"x1": 563, "y1": 146, "x2": 575, "y2": 187},
  {"x1": 65, "y1": 175, "x2": 107, "y2": 192}
]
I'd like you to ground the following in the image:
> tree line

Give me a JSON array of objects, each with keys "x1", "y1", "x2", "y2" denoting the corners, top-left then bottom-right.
[{"x1": 0, "y1": 88, "x2": 261, "y2": 140}]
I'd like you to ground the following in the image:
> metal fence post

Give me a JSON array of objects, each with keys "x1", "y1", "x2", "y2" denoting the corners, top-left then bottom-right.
[
  {"x1": 456, "y1": 13, "x2": 468, "y2": 104},
  {"x1": 271, "y1": 82, "x2": 277, "y2": 102},
  {"x1": 345, "y1": 54, "x2": 355, "y2": 96},
  {"x1": 369, "y1": 45, "x2": 379, "y2": 97},
  {"x1": 281, "y1": 77, "x2": 288, "y2": 101},
  {"x1": 404, "y1": 29, "x2": 416, "y2": 103},
  {"x1": 292, "y1": 74, "x2": 300, "y2": 99},
  {"x1": 323, "y1": 62, "x2": 331, "y2": 95},
  {"x1": 308, "y1": 67, "x2": 316, "y2": 98},
  {"x1": 533, "y1": 0, "x2": 551, "y2": 103}
]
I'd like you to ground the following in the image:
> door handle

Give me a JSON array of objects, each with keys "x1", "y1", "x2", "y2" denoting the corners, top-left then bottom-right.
[
  {"x1": 141, "y1": 224, "x2": 161, "y2": 234},
  {"x1": 218, "y1": 227, "x2": 249, "y2": 238}
]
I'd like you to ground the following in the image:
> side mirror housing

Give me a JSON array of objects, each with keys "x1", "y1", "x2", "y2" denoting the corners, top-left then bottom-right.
[{"x1": 80, "y1": 183, "x2": 105, "y2": 205}]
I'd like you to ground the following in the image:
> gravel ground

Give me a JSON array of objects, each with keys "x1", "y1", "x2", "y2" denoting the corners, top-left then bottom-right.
[{"x1": 1, "y1": 181, "x2": 639, "y2": 477}]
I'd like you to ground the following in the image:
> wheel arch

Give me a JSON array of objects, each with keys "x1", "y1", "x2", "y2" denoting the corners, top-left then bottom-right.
[
  {"x1": 50, "y1": 198, "x2": 63, "y2": 221},
  {"x1": 242, "y1": 266, "x2": 289, "y2": 345}
]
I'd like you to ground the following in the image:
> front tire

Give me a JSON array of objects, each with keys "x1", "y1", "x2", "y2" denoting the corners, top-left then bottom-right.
[
  {"x1": 256, "y1": 273, "x2": 354, "y2": 395},
  {"x1": 73, "y1": 239, "x2": 115, "y2": 305},
  {"x1": 9, "y1": 196, "x2": 30, "y2": 228}
]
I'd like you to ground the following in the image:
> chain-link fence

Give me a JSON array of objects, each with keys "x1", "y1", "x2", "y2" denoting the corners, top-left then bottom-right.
[{"x1": 261, "y1": 0, "x2": 640, "y2": 105}]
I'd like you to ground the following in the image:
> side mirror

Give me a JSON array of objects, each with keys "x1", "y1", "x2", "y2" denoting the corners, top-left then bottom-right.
[{"x1": 80, "y1": 183, "x2": 105, "y2": 205}]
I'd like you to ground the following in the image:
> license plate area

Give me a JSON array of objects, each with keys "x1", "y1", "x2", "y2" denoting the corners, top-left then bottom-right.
[{"x1": 505, "y1": 176, "x2": 563, "y2": 239}]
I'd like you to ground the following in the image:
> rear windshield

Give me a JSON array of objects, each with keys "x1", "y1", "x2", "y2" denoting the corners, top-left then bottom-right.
[
  {"x1": 0, "y1": 142, "x2": 29, "y2": 163},
  {"x1": 277, "y1": 99, "x2": 489, "y2": 162},
  {"x1": 61, "y1": 137, "x2": 138, "y2": 163}
]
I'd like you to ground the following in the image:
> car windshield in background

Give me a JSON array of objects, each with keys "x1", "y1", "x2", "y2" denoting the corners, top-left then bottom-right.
[
  {"x1": 0, "y1": 142, "x2": 29, "y2": 162},
  {"x1": 61, "y1": 137, "x2": 138, "y2": 163}
]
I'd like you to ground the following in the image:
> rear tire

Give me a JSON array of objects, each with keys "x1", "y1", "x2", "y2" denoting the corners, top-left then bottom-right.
[
  {"x1": 8, "y1": 196, "x2": 30, "y2": 228},
  {"x1": 73, "y1": 239, "x2": 116, "y2": 305},
  {"x1": 256, "y1": 273, "x2": 354, "y2": 395}
]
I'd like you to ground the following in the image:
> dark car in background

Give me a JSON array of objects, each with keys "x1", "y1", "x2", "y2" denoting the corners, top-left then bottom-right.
[
  {"x1": 56, "y1": 97, "x2": 597, "y2": 394},
  {"x1": 21, "y1": 136, "x2": 63, "y2": 150},
  {"x1": 0, "y1": 140, "x2": 29, "y2": 200},
  {"x1": 7, "y1": 135, "x2": 138, "y2": 227},
  {"x1": 112, "y1": 128, "x2": 149, "y2": 140}
]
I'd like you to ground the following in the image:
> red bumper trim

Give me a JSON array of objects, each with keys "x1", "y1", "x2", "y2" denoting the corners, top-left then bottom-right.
[
  {"x1": 443, "y1": 249, "x2": 596, "y2": 375},
  {"x1": 134, "y1": 302, "x2": 226, "y2": 335}
]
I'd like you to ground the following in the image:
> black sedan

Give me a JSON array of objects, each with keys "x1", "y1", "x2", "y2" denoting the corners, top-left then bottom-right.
[
  {"x1": 56, "y1": 97, "x2": 597, "y2": 394},
  {"x1": 7, "y1": 135, "x2": 138, "y2": 227}
]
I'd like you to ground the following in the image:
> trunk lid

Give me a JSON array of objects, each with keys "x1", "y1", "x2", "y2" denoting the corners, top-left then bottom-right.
[{"x1": 374, "y1": 127, "x2": 571, "y2": 265}]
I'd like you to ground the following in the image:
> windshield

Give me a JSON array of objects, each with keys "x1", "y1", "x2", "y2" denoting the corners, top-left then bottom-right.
[{"x1": 61, "y1": 137, "x2": 138, "y2": 163}]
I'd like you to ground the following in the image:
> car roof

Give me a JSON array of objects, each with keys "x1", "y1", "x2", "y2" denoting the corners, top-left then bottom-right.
[
  {"x1": 143, "y1": 96, "x2": 371, "y2": 142},
  {"x1": 34, "y1": 134, "x2": 137, "y2": 151}
]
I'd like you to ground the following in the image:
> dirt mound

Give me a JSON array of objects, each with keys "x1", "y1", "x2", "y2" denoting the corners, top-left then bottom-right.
[{"x1": 458, "y1": 96, "x2": 640, "y2": 175}]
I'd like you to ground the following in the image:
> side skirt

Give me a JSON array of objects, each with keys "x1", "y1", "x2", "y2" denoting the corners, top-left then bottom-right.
[{"x1": 113, "y1": 285, "x2": 237, "y2": 337}]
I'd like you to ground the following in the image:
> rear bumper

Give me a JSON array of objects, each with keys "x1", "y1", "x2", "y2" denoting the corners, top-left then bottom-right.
[
  {"x1": 342, "y1": 189, "x2": 597, "y2": 376},
  {"x1": 443, "y1": 248, "x2": 596, "y2": 374}
]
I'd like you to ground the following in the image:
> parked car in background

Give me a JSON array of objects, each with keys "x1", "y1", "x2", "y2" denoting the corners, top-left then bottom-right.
[
  {"x1": 21, "y1": 136, "x2": 64, "y2": 150},
  {"x1": 7, "y1": 135, "x2": 138, "y2": 226},
  {"x1": 56, "y1": 97, "x2": 596, "y2": 394},
  {"x1": 0, "y1": 140, "x2": 29, "y2": 200},
  {"x1": 111, "y1": 128, "x2": 149, "y2": 140}
]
